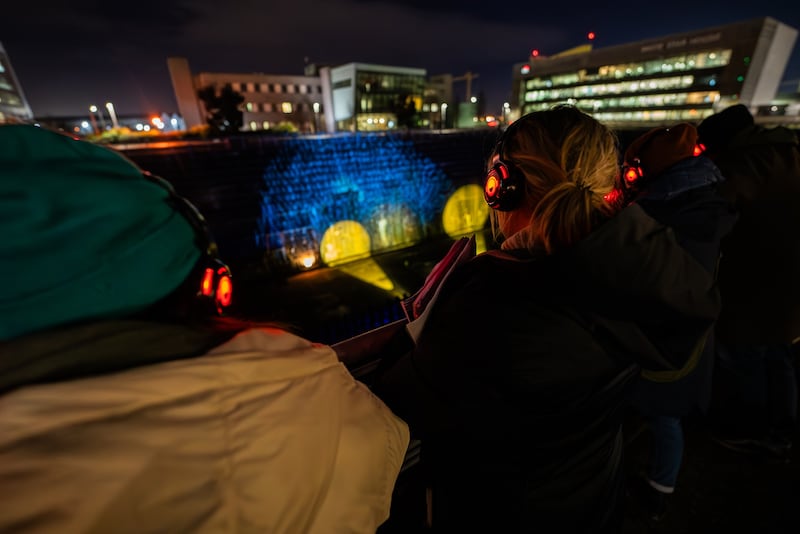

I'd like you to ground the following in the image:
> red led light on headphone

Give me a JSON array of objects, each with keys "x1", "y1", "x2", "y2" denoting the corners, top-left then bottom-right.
[
  {"x1": 198, "y1": 264, "x2": 233, "y2": 312},
  {"x1": 485, "y1": 174, "x2": 500, "y2": 198},
  {"x1": 622, "y1": 158, "x2": 644, "y2": 186},
  {"x1": 217, "y1": 275, "x2": 233, "y2": 309},
  {"x1": 693, "y1": 143, "x2": 706, "y2": 156},
  {"x1": 624, "y1": 167, "x2": 641, "y2": 183},
  {"x1": 201, "y1": 268, "x2": 215, "y2": 297},
  {"x1": 484, "y1": 162, "x2": 516, "y2": 210}
]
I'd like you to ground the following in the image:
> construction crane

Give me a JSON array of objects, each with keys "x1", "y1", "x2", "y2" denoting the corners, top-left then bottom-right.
[{"x1": 453, "y1": 71, "x2": 479, "y2": 102}]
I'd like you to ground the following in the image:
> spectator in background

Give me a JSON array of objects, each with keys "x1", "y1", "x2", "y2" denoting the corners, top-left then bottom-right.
[
  {"x1": 0, "y1": 124, "x2": 409, "y2": 533},
  {"x1": 374, "y1": 105, "x2": 721, "y2": 533},
  {"x1": 621, "y1": 123, "x2": 736, "y2": 521},
  {"x1": 697, "y1": 104, "x2": 800, "y2": 458}
]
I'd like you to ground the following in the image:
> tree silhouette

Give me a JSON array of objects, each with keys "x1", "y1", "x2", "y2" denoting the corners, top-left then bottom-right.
[
  {"x1": 395, "y1": 93, "x2": 420, "y2": 129},
  {"x1": 197, "y1": 84, "x2": 245, "y2": 133}
]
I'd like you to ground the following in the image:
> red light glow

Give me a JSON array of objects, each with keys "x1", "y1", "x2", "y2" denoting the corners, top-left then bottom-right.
[
  {"x1": 587, "y1": 32, "x2": 596, "y2": 40},
  {"x1": 485, "y1": 175, "x2": 500, "y2": 196},
  {"x1": 603, "y1": 188, "x2": 623, "y2": 206},
  {"x1": 217, "y1": 276, "x2": 233, "y2": 308},
  {"x1": 201, "y1": 268, "x2": 214, "y2": 296},
  {"x1": 693, "y1": 143, "x2": 706, "y2": 156},
  {"x1": 531, "y1": 49, "x2": 540, "y2": 57}
]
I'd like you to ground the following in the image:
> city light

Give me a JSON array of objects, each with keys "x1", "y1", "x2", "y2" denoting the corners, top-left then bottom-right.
[
  {"x1": 88, "y1": 104, "x2": 102, "y2": 133},
  {"x1": 105, "y1": 102, "x2": 119, "y2": 129}
]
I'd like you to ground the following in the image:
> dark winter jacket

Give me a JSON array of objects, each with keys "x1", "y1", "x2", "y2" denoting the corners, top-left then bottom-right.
[
  {"x1": 710, "y1": 125, "x2": 800, "y2": 345},
  {"x1": 374, "y1": 204, "x2": 720, "y2": 533},
  {"x1": 627, "y1": 156, "x2": 737, "y2": 416}
]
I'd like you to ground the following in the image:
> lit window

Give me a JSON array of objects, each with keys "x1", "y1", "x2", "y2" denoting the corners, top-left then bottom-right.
[
  {"x1": 281, "y1": 102, "x2": 293, "y2": 113},
  {"x1": 249, "y1": 121, "x2": 257, "y2": 131},
  {"x1": 246, "y1": 102, "x2": 253, "y2": 111},
  {"x1": 262, "y1": 120, "x2": 270, "y2": 129}
]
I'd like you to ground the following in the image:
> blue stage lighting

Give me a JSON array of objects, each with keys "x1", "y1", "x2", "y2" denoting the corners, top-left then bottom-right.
[{"x1": 257, "y1": 134, "x2": 451, "y2": 259}]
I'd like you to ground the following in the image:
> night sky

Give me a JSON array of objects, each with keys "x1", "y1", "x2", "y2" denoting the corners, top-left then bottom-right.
[{"x1": 3, "y1": 0, "x2": 800, "y2": 119}]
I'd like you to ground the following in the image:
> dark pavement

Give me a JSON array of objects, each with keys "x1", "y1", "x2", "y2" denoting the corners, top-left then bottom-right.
[{"x1": 232, "y1": 235, "x2": 800, "y2": 534}]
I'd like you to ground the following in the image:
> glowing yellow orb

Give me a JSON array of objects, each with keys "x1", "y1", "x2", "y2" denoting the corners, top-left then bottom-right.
[
  {"x1": 442, "y1": 184, "x2": 490, "y2": 238},
  {"x1": 320, "y1": 220, "x2": 372, "y2": 266}
]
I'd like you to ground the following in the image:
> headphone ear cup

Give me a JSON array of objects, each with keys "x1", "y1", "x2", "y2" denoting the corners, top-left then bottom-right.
[
  {"x1": 197, "y1": 258, "x2": 233, "y2": 315},
  {"x1": 214, "y1": 265, "x2": 233, "y2": 314},
  {"x1": 622, "y1": 163, "x2": 644, "y2": 187},
  {"x1": 141, "y1": 171, "x2": 233, "y2": 317},
  {"x1": 484, "y1": 161, "x2": 522, "y2": 211}
]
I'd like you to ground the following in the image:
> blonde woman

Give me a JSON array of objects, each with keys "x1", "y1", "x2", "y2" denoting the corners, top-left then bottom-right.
[{"x1": 375, "y1": 106, "x2": 721, "y2": 533}]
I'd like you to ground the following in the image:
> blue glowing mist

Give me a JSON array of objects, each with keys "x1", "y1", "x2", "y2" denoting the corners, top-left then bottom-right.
[{"x1": 257, "y1": 133, "x2": 451, "y2": 257}]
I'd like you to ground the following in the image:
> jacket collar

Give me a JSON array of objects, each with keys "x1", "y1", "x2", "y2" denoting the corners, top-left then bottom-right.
[
  {"x1": 1, "y1": 320, "x2": 236, "y2": 394},
  {"x1": 637, "y1": 156, "x2": 724, "y2": 201}
]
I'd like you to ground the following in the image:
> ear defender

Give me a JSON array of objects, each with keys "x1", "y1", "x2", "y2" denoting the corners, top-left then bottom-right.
[
  {"x1": 693, "y1": 143, "x2": 706, "y2": 156},
  {"x1": 142, "y1": 171, "x2": 233, "y2": 316},
  {"x1": 621, "y1": 158, "x2": 644, "y2": 188},
  {"x1": 484, "y1": 124, "x2": 524, "y2": 211},
  {"x1": 484, "y1": 160, "x2": 522, "y2": 211},
  {"x1": 199, "y1": 259, "x2": 234, "y2": 315}
]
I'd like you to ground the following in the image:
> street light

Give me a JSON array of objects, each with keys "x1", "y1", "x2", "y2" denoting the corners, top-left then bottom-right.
[
  {"x1": 89, "y1": 104, "x2": 105, "y2": 131},
  {"x1": 105, "y1": 102, "x2": 119, "y2": 130},
  {"x1": 313, "y1": 102, "x2": 320, "y2": 133},
  {"x1": 87, "y1": 106, "x2": 98, "y2": 134}
]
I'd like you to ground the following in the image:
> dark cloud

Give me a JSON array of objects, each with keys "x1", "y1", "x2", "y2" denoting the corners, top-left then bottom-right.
[{"x1": 1, "y1": 0, "x2": 798, "y2": 117}]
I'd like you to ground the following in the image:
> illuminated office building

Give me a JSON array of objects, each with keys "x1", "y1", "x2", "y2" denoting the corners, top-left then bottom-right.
[
  {"x1": 168, "y1": 57, "x2": 324, "y2": 133},
  {"x1": 169, "y1": 58, "x2": 437, "y2": 133},
  {"x1": 0, "y1": 42, "x2": 33, "y2": 123},
  {"x1": 422, "y1": 73, "x2": 454, "y2": 129},
  {"x1": 512, "y1": 17, "x2": 798, "y2": 126},
  {"x1": 319, "y1": 63, "x2": 426, "y2": 132}
]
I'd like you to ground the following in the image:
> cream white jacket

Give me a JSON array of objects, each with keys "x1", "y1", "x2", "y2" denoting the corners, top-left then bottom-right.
[{"x1": 0, "y1": 327, "x2": 410, "y2": 533}]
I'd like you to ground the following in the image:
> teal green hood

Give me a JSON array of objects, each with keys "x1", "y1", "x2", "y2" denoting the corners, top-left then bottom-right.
[{"x1": 0, "y1": 125, "x2": 202, "y2": 340}]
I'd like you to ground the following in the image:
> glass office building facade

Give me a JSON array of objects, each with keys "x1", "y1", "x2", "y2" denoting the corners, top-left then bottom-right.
[
  {"x1": 512, "y1": 17, "x2": 798, "y2": 126},
  {"x1": 325, "y1": 63, "x2": 426, "y2": 132},
  {"x1": 0, "y1": 42, "x2": 33, "y2": 123}
]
